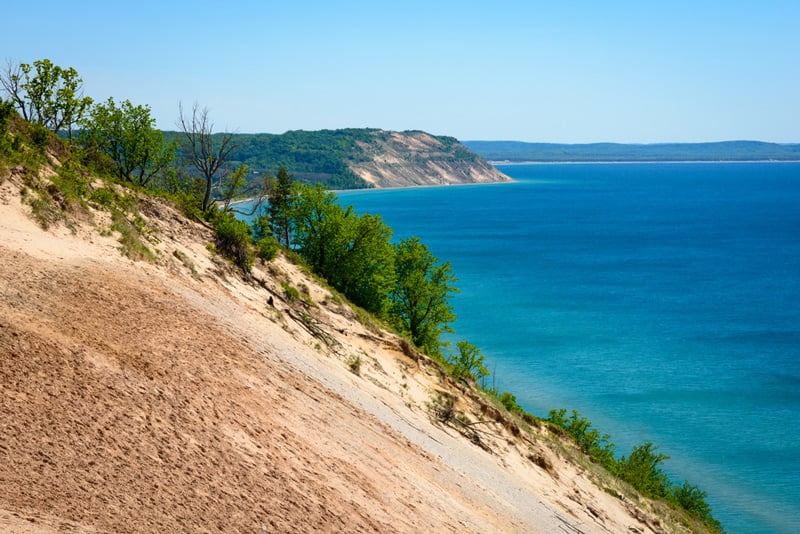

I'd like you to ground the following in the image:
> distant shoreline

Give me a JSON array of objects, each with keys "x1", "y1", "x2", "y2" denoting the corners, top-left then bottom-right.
[{"x1": 490, "y1": 159, "x2": 800, "y2": 165}]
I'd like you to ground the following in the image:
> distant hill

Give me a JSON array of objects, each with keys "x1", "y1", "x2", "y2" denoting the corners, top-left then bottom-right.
[
  {"x1": 462, "y1": 140, "x2": 800, "y2": 162},
  {"x1": 166, "y1": 129, "x2": 510, "y2": 189}
]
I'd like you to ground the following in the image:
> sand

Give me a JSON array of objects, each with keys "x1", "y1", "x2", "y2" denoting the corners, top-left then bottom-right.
[{"x1": 0, "y1": 170, "x2": 679, "y2": 533}]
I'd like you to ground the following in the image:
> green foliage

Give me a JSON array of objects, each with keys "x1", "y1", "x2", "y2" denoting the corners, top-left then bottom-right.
[
  {"x1": 547, "y1": 409, "x2": 617, "y2": 467},
  {"x1": 2, "y1": 59, "x2": 92, "y2": 139},
  {"x1": 390, "y1": 237, "x2": 458, "y2": 358},
  {"x1": 217, "y1": 164, "x2": 271, "y2": 216},
  {"x1": 89, "y1": 186, "x2": 119, "y2": 208},
  {"x1": 498, "y1": 391, "x2": 522, "y2": 413},
  {"x1": 671, "y1": 482, "x2": 722, "y2": 530},
  {"x1": 449, "y1": 340, "x2": 489, "y2": 383},
  {"x1": 111, "y1": 209, "x2": 155, "y2": 262},
  {"x1": 251, "y1": 214, "x2": 271, "y2": 242},
  {"x1": 281, "y1": 281, "x2": 300, "y2": 302},
  {"x1": 256, "y1": 235, "x2": 280, "y2": 262},
  {"x1": 80, "y1": 97, "x2": 174, "y2": 186},
  {"x1": 218, "y1": 164, "x2": 249, "y2": 206},
  {"x1": 51, "y1": 162, "x2": 89, "y2": 205},
  {"x1": 0, "y1": 99, "x2": 14, "y2": 155},
  {"x1": 291, "y1": 183, "x2": 395, "y2": 315},
  {"x1": 268, "y1": 165, "x2": 294, "y2": 247},
  {"x1": 546, "y1": 408, "x2": 723, "y2": 530},
  {"x1": 616, "y1": 442, "x2": 671, "y2": 499},
  {"x1": 221, "y1": 128, "x2": 376, "y2": 189},
  {"x1": 29, "y1": 123, "x2": 50, "y2": 150},
  {"x1": 21, "y1": 184, "x2": 62, "y2": 229},
  {"x1": 160, "y1": 171, "x2": 205, "y2": 221},
  {"x1": 214, "y1": 212, "x2": 254, "y2": 272}
]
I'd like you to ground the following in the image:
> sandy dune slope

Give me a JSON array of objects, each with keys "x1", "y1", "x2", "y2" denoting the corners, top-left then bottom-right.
[{"x1": 0, "y1": 172, "x2": 676, "y2": 533}]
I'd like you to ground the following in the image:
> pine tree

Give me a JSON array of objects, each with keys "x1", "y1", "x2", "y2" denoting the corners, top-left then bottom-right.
[{"x1": 268, "y1": 165, "x2": 294, "y2": 247}]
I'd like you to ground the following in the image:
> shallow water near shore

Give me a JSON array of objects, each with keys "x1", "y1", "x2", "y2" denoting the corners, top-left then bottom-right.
[{"x1": 336, "y1": 163, "x2": 800, "y2": 534}]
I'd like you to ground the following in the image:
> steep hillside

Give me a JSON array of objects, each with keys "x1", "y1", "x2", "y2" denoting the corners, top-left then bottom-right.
[
  {"x1": 348, "y1": 130, "x2": 510, "y2": 188},
  {"x1": 0, "y1": 154, "x2": 706, "y2": 533},
  {"x1": 212, "y1": 128, "x2": 511, "y2": 188}
]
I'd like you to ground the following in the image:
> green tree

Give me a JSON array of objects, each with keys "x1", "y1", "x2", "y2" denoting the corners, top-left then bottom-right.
[
  {"x1": 0, "y1": 98, "x2": 14, "y2": 155},
  {"x1": 390, "y1": 237, "x2": 458, "y2": 357},
  {"x1": 291, "y1": 184, "x2": 395, "y2": 314},
  {"x1": 449, "y1": 340, "x2": 489, "y2": 382},
  {"x1": 1, "y1": 59, "x2": 92, "y2": 139},
  {"x1": 177, "y1": 102, "x2": 238, "y2": 213},
  {"x1": 335, "y1": 212, "x2": 395, "y2": 314},
  {"x1": 251, "y1": 213, "x2": 271, "y2": 242},
  {"x1": 291, "y1": 183, "x2": 344, "y2": 272},
  {"x1": 268, "y1": 165, "x2": 295, "y2": 247},
  {"x1": 81, "y1": 97, "x2": 175, "y2": 186},
  {"x1": 616, "y1": 442, "x2": 671, "y2": 498}
]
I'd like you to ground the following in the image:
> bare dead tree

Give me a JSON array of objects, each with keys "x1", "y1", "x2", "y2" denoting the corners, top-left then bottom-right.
[
  {"x1": 177, "y1": 102, "x2": 238, "y2": 213},
  {"x1": 0, "y1": 60, "x2": 29, "y2": 121}
]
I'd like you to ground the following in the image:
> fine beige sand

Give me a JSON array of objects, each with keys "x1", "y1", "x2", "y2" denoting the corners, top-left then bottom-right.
[{"x1": 0, "y1": 166, "x2": 687, "y2": 533}]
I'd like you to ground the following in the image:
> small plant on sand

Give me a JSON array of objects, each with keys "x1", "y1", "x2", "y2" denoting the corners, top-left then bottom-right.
[
  {"x1": 111, "y1": 209, "x2": 155, "y2": 261},
  {"x1": 281, "y1": 281, "x2": 300, "y2": 302},
  {"x1": 428, "y1": 393, "x2": 456, "y2": 424},
  {"x1": 89, "y1": 186, "x2": 118, "y2": 208},
  {"x1": 346, "y1": 354, "x2": 362, "y2": 376}
]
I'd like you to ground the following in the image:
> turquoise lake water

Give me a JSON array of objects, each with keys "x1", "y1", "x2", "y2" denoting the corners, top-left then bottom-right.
[{"x1": 332, "y1": 163, "x2": 800, "y2": 534}]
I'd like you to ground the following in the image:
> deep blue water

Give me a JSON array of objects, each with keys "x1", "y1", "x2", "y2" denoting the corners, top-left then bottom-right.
[{"x1": 335, "y1": 163, "x2": 800, "y2": 534}]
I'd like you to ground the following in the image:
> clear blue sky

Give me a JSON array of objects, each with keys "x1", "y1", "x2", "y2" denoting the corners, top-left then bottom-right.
[{"x1": 3, "y1": 0, "x2": 798, "y2": 143}]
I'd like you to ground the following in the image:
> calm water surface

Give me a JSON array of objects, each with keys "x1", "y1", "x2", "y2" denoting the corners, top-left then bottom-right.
[{"x1": 337, "y1": 163, "x2": 800, "y2": 534}]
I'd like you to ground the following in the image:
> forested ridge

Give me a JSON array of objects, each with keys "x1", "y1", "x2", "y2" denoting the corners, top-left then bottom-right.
[
  {"x1": 464, "y1": 139, "x2": 800, "y2": 162},
  {"x1": 164, "y1": 128, "x2": 493, "y2": 189}
]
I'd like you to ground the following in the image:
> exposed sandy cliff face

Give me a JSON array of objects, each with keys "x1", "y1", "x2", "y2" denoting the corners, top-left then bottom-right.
[
  {"x1": 350, "y1": 130, "x2": 511, "y2": 188},
  {"x1": 0, "y1": 160, "x2": 693, "y2": 533}
]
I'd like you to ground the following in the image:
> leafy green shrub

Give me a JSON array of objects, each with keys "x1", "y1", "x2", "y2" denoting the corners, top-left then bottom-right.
[
  {"x1": 89, "y1": 186, "x2": 118, "y2": 207},
  {"x1": 24, "y1": 191, "x2": 61, "y2": 229},
  {"x1": 448, "y1": 340, "x2": 489, "y2": 382},
  {"x1": 671, "y1": 481, "x2": 722, "y2": 530},
  {"x1": 616, "y1": 442, "x2": 672, "y2": 499},
  {"x1": 0, "y1": 99, "x2": 14, "y2": 155},
  {"x1": 51, "y1": 163, "x2": 89, "y2": 206},
  {"x1": 499, "y1": 391, "x2": 522, "y2": 413},
  {"x1": 30, "y1": 123, "x2": 50, "y2": 150},
  {"x1": 281, "y1": 281, "x2": 300, "y2": 302},
  {"x1": 111, "y1": 209, "x2": 155, "y2": 261},
  {"x1": 547, "y1": 409, "x2": 617, "y2": 467},
  {"x1": 256, "y1": 235, "x2": 280, "y2": 262},
  {"x1": 214, "y1": 213, "x2": 254, "y2": 272}
]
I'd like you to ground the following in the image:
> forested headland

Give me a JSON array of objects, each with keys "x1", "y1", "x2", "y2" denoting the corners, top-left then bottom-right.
[{"x1": 164, "y1": 128, "x2": 510, "y2": 190}]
